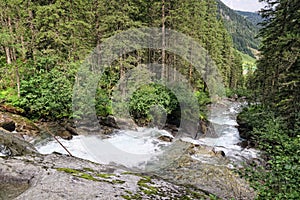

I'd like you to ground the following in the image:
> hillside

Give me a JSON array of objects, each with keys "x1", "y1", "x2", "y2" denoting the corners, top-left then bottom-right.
[
  {"x1": 236, "y1": 11, "x2": 263, "y2": 26},
  {"x1": 216, "y1": 0, "x2": 260, "y2": 57}
]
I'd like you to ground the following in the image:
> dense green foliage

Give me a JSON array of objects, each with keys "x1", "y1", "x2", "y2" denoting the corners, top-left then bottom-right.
[
  {"x1": 0, "y1": 0, "x2": 243, "y2": 122},
  {"x1": 17, "y1": 66, "x2": 77, "y2": 119},
  {"x1": 216, "y1": 0, "x2": 260, "y2": 57},
  {"x1": 238, "y1": 106, "x2": 300, "y2": 199},
  {"x1": 129, "y1": 84, "x2": 178, "y2": 123},
  {"x1": 239, "y1": 0, "x2": 300, "y2": 198}
]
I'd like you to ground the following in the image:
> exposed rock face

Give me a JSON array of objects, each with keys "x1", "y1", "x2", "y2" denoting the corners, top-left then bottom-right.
[
  {"x1": 198, "y1": 119, "x2": 218, "y2": 138},
  {"x1": 0, "y1": 111, "x2": 40, "y2": 137},
  {"x1": 153, "y1": 140, "x2": 256, "y2": 200},
  {"x1": 99, "y1": 115, "x2": 138, "y2": 131},
  {"x1": 0, "y1": 154, "x2": 212, "y2": 200},
  {"x1": 37, "y1": 122, "x2": 74, "y2": 140},
  {"x1": 0, "y1": 128, "x2": 256, "y2": 200},
  {"x1": 0, "y1": 129, "x2": 37, "y2": 156}
]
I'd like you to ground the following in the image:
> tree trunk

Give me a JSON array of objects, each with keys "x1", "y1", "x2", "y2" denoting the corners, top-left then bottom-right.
[
  {"x1": 161, "y1": 0, "x2": 165, "y2": 80},
  {"x1": 28, "y1": 6, "x2": 36, "y2": 62},
  {"x1": 4, "y1": 47, "x2": 12, "y2": 64},
  {"x1": 119, "y1": 51, "x2": 125, "y2": 97},
  {"x1": 16, "y1": 65, "x2": 20, "y2": 98}
]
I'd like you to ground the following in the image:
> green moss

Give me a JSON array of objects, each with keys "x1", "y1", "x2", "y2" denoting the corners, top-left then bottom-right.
[
  {"x1": 179, "y1": 196, "x2": 192, "y2": 200},
  {"x1": 137, "y1": 176, "x2": 158, "y2": 195},
  {"x1": 83, "y1": 167, "x2": 95, "y2": 172},
  {"x1": 209, "y1": 194, "x2": 219, "y2": 200},
  {"x1": 56, "y1": 168, "x2": 81, "y2": 174},
  {"x1": 79, "y1": 173, "x2": 99, "y2": 181},
  {"x1": 124, "y1": 190, "x2": 132, "y2": 195},
  {"x1": 121, "y1": 195, "x2": 131, "y2": 200},
  {"x1": 140, "y1": 188, "x2": 157, "y2": 195},
  {"x1": 96, "y1": 173, "x2": 115, "y2": 179},
  {"x1": 137, "y1": 176, "x2": 151, "y2": 187}
]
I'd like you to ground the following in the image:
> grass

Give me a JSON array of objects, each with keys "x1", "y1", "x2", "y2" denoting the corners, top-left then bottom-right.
[
  {"x1": 236, "y1": 50, "x2": 257, "y2": 74},
  {"x1": 237, "y1": 50, "x2": 256, "y2": 64}
]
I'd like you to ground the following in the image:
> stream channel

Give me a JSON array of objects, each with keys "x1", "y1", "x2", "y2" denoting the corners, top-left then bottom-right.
[{"x1": 36, "y1": 99, "x2": 259, "y2": 172}]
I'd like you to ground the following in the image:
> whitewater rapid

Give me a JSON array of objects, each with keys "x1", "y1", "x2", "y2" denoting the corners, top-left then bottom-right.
[{"x1": 36, "y1": 100, "x2": 259, "y2": 169}]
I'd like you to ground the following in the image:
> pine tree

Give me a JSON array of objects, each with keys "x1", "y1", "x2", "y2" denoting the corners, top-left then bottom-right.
[{"x1": 254, "y1": 0, "x2": 300, "y2": 132}]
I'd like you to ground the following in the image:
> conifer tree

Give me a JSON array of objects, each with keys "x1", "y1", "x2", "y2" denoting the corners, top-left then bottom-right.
[{"x1": 254, "y1": 0, "x2": 300, "y2": 132}]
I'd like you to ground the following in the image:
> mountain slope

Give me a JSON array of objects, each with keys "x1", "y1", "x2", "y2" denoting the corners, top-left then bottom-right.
[
  {"x1": 235, "y1": 11, "x2": 263, "y2": 27},
  {"x1": 216, "y1": 0, "x2": 260, "y2": 57}
]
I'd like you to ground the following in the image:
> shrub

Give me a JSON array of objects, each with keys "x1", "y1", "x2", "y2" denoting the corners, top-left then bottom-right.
[
  {"x1": 17, "y1": 67, "x2": 75, "y2": 119},
  {"x1": 239, "y1": 106, "x2": 300, "y2": 199}
]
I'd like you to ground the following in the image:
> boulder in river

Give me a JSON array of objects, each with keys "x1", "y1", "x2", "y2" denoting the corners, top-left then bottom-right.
[
  {"x1": 157, "y1": 135, "x2": 173, "y2": 142},
  {"x1": 98, "y1": 115, "x2": 138, "y2": 131},
  {"x1": 0, "y1": 129, "x2": 37, "y2": 156}
]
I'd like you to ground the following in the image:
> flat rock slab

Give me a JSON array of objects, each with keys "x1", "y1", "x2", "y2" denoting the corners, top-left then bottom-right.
[{"x1": 0, "y1": 154, "x2": 212, "y2": 200}]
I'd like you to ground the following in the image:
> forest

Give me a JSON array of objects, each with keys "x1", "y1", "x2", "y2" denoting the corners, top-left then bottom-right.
[
  {"x1": 0, "y1": 0, "x2": 299, "y2": 199},
  {"x1": 0, "y1": 0, "x2": 242, "y2": 121}
]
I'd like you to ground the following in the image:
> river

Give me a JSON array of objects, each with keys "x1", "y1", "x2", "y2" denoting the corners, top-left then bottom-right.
[{"x1": 36, "y1": 99, "x2": 259, "y2": 171}]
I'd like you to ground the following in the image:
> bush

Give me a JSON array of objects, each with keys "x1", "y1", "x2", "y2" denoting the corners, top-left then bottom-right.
[
  {"x1": 0, "y1": 87, "x2": 19, "y2": 105},
  {"x1": 16, "y1": 67, "x2": 75, "y2": 119},
  {"x1": 129, "y1": 83, "x2": 178, "y2": 122}
]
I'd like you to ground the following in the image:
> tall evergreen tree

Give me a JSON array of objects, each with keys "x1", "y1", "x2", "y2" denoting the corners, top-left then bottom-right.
[{"x1": 253, "y1": 0, "x2": 300, "y2": 132}]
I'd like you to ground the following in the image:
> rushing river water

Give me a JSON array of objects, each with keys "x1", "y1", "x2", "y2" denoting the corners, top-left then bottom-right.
[{"x1": 36, "y1": 99, "x2": 259, "y2": 170}]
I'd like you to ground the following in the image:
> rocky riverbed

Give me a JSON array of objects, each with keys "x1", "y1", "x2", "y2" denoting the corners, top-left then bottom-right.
[{"x1": 0, "y1": 100, "x2": 259, "y2": 199}]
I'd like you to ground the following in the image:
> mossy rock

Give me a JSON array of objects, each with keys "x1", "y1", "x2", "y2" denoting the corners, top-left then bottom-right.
[{"x1": 0, "y1": 111, "x2": 40, "y2": 137}]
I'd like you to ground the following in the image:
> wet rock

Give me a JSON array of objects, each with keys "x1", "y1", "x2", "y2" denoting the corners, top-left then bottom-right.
[
  {"x1": 154, "y1": 152, "x2": 255, "y2": 199},
  {"x1": 0, "y1": 121, "x2": 15, "y2": 132},
  {"x1": 98, "y1": 115, "x2": 137, "y2": 131},
  {"x1": 100, "y1": 126, "x2": 114, "y2": 135},
  {"x1": 212, "y1": 148, "x2": 226, "y2": 157},
  {"x1": 0, "y1": 174, "x2": 30, "y2": 200},
  {"x1": 57, "y1": 130, "x2": 73, "y2": 140},
  {"x1": 158, "y1": 140, "x2": 256, "y2": 199},
  {"x1": 76, "y1": 125, "x2": 101, "y2": 134},
  {"x1": 0, "y1": 144, "x2": 12, "y2": 156},
  {"x1": 38, "y1": 122, "x2": 75, "y2": 140},
  {"x1": 65, "y1": 125, "x2": 79, "y2": 135},
  {"x1": 0, "y1": 129, "x2": 37, "y2": 156},
  {"x1": 238, "y1": 140, "x2": 249, "y2": 149},
  {"x1": 164, "y1": 124, "x2": 178, "y2": 135},
  {"x1": 115, "y1": 117, "x2": 138, "y2": 130},
  {"x1": 180, "y1": 119, "x2": 199, "y2": 138},
  {"x1": 198, "y1": 119, "x2": 218, "y2": 138},
  {"x1": 157, "y1": 135, "x2": 173, "y2": 142},
  {"x1": 98, "y1": 115, "x2": 119, "y2": 129}
]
